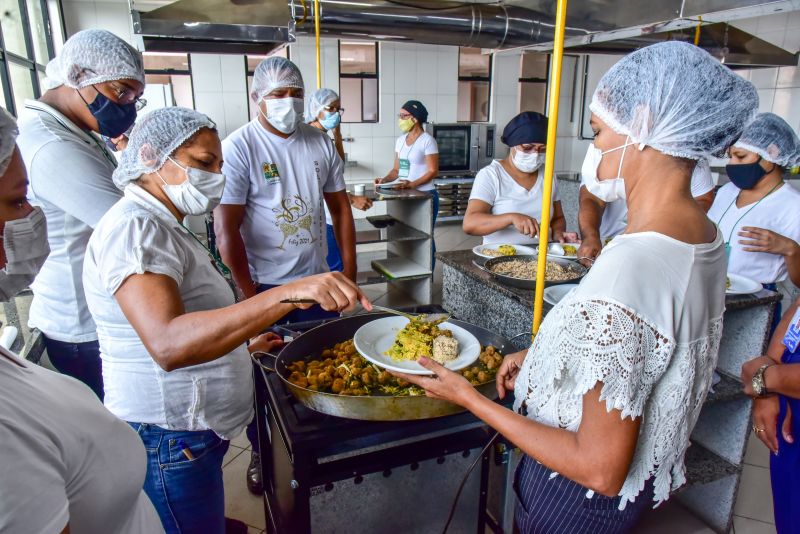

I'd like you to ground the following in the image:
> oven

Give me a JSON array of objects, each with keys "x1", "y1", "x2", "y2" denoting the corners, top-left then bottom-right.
[{"x1": 425, "y1": 123, "x2": 496, "y2": 176}]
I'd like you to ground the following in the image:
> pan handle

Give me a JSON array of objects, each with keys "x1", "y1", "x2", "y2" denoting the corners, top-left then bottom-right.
[{"x1": 250, "y1": 350, "x2": 279, "y2": 373}]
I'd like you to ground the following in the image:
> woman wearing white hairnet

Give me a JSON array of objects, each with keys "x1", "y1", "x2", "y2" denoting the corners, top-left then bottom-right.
[
  {"x1": 0, "y1": 107, "x2": 165, "y2": 534},
  {"x1": 708, "y1": 113, "x2": 800, "y2": 291},
  {"x1": 395, "y1": 41, "x2": 757, "y2": 533},
  {"x1": 82, "y1": 106, "x2": 369, "y2": 534},
  {"x1": 16, "y1": 29, "x2": 146, "y2": 400},
  {"x1": 306, "y1": 87, "x2": 373, "y2": 272}
]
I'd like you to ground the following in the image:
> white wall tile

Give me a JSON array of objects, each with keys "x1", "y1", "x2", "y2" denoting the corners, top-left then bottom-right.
[
  {"x1": 220, "y1": 55, "x2": 246, "y2": 94},
  {"x1": 416, "y1": 46, "x2": 439, "y2": 96},
  {"x1": 750, "y1": 68, "x2": 779, "y2": 89},
  {"x1": 788, "y1": 11, "x2": 800, "y2": 30},
  {"x1": 777, "y1": 66, "x2": 800, "y2": 88},
  {"x1": 194, "y1": 92, "x2": 228, "y2": 138},
  {"x1": 190, "y1": 54, "x2": 223, "y2": 93},
  {"x1": 379, "y1": 43, "x2": 396, "y2": 92},
  {"x1": 757, "y1": 29, "x2": 787, "y2": 48},
  {"x1": 757, "y1": 88, "x2": 775, "y2": 113},
  {"x1": 732, "y1": 17, "x2": 758, "y2": 34},
  {"x1": 372, "y1": 136, "x2": 397, "y2": 175},
  {"x1": 94, "y1": 2, "x2": 132, "y2": 43},
  {"x1": 783, "y1": 31, "x2": 800, "y2": 53},
  {"x1": 436, "y1": 50, "x2": 459, "y2": 97},
  {"x1": 772, "y1": 87, "x2": 800, "y2": 129},
  {"x1": 223, "y1": 92, "x2": 249, "y2": 135},
  {"x1": 756, "y1": 13, "x2": 789, "y2": 33},
  {"x1": 62, "y1": 1, "x2": 97, "y2": 38},
  {"x1": 347, "y1": 136, "x2": 374, "y2": 173},
  {"x1": 435, "y1": 94, "x2": 458, "y2": 123},
  {"x1": 393, "y1": 47, "x2": 417, "y2": 94}
]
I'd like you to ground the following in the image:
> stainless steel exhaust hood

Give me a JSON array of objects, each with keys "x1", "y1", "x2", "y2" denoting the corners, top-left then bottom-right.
[{"x1": 129, "y1": 0, "x2": 800, "y2": 68}]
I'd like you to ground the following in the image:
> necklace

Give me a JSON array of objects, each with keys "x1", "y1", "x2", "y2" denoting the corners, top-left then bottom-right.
[
  {"x1": 715, "y1": 180, "x2": 782, "y2": 245},
  {"x1": 177, "y1": 221, "x2": 231, "y2": 278}
]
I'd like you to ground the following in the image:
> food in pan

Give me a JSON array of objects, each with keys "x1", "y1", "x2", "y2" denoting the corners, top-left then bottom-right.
[
  {"x1": 285, "y1": 339, "x2": 502, "y2": 396},
  {"x1": 385, "y1": 316, "x2": 453, "y2": 362},
  {"x1": 726, "y1": 277, "x2": 731, "y2": 290},
  {"x1": 432, "y1": 335, "x2": 459, "y2": 363},
  {"x1": 489, "y1": 259, "x2": 579, "y2": 282},
  {"x1": 481, "y1": 244, "x2": 517, "y2": 257},
  {"x1": 561, "y1": 244, "x2": 578, "y2": 257}
]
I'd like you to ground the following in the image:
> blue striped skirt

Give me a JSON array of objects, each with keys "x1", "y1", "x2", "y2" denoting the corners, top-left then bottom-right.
[{"x1": 513, "y1": 456, "x2": 654, "y2": 534}]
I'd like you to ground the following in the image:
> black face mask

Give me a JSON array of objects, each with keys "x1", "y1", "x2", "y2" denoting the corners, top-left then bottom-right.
[
  {"x1": 726, "y1": 157, "x2": 768, "y2": 190},
  {"x1": 81, "y1": 87, "x2": 137, "y2": 138}
]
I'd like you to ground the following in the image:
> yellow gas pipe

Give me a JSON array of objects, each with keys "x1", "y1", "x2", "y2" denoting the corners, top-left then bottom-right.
[
  {"x1": 532, "y1": 0, "x2": 568, "y2": 338},
  {"x1": 314, "y1": 0, "x2": 322, "y2": 89}
]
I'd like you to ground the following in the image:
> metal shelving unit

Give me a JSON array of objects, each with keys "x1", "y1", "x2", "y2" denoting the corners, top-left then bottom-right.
[{"x1": 434, "y1": 176, "x2": 475, "y2": 223}]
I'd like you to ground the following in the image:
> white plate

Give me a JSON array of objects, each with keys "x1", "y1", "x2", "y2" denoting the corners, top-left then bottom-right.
[
  {"x1": 541, "y1": 243, "x2": 580, "y2": 258},
  {"x1": 353, "y1": 316, "x2": 482, "y2": 375},
  {"x1": 543, "y1": 284, "x2": 579, "y2": 306},
  {"x1": 472, "y1": 244, "x2": 536, "y2": 259},
  {"x1": 726, "y1": 273, "x2": 762, "y2": 295}
]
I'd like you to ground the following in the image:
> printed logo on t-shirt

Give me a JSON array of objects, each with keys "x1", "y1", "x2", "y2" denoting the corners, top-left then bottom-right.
[
  {"x1": 784, "y1": 307, "x2": 800, "y2": 353},
  {"x1": 273, "y1": 195, "x2": 317, "y2": 250},
  {"x1": 262, "y1": 162, "x2": 280, "y2": 184}
]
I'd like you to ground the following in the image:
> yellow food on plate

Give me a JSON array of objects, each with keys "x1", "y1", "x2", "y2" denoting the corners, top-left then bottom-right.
[
  {"x1": 385, "y1": 316, "x2": 452, "y2": 361},
  {"x1": 498, "y1": 244, "x2": 516, "y2": 256},
  {"x1": 562, "y1": 244, "x2": 577, "y2": 257}
]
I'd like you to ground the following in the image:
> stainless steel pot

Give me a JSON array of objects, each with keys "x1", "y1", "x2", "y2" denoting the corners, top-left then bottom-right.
[
  {"x1": 252, "y1": 313, "x2": 513, "y2": 421},
  {"x1": 479, "y1": 254, "x2": 586, "y2": 290}
]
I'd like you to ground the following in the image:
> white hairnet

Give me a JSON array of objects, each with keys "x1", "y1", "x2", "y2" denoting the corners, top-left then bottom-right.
[
  {"x1": 305, "y1": 88, "x2": 339, "y2": 123},
  {"x1": 43, "y1": 29, "x2": 144, "y2": 91},
  {"x1": 590, "y1": 41, "x2": 757, "y2": 160},
  {"x1": 113, "y1": 107, "x2": 216, "y2": 190},
  {"x1": 250, "y1": 57, "x2": 304, "y2": 103},
  {"x1": 0, "y1": 107, "x2": 18, "y2": 176},
  {"x1": 733, "y1": 112, "x2": 800, "y2": 168}
]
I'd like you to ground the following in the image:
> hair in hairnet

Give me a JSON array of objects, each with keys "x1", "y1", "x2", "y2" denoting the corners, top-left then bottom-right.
[
  {"x1": 0, "y1": 107, "x2": 18, "y2": 176},
  {"x1": 734, "y1": 112, "x2": 800, "y2": 168},
  {"x1": 590, "y1": 41, "x2": 757, "y2": 160},
  {"x1": 305, "y1": 88, "x2": 339, "y2": 123},
  {"x1": 43, "y1": 29, "x2": 144, "y2": 91},
  {"x1": 112, "y1": 107, "x2": 216, "y2": 190},
  {"x1": 250, "y1": 57, "x2": 304, "y2": 103}
]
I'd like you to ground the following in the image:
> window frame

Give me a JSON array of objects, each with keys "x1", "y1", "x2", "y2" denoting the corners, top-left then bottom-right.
[
  {"x1": 142, "y1": 52, "x2": 195, "y2": 110},
  {"x1": 457, "y1": 47, "x2": 492, "y2": 123},
  {"x1": 518, "y1": 53, "x2": 550, "y2": 115},
  {"x1": 0, "y1": 0, "x2": 60, "y2": 115},
  {"x1": 338, "y1": 40, "x2": 379, "y2": 124}
]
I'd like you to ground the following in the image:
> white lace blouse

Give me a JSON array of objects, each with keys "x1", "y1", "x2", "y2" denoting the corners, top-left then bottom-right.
[{"x1": 514, "y1": 231, "x2": 726, "y2": 508}]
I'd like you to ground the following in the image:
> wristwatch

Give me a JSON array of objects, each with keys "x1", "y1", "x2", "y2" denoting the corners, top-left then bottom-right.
[{"x1": 751, "y1": 364, "x2": 773, "y2": 397}]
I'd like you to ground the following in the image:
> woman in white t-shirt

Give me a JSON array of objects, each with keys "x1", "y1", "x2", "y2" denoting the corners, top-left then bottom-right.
[
  {"x1": 395, "y1": 42, "x2": 757, "y2": 532},
  {"x1": 82, "y1": 108, "x2": 369, "y2": 534},
  {"x1": 708, "y1": 112, "x2": 800, "y2": 290},
  {"x1": 463, "y1": 112, "x2": 569, "y2": 245},
  {"x1": 0, "y1": 108, "x2": 164, "y2": 534}
]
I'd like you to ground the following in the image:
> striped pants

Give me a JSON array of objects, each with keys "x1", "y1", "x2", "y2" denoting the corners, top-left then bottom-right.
[{"x1": 513, "y1": 456, "x2": 654, "y2": 534}]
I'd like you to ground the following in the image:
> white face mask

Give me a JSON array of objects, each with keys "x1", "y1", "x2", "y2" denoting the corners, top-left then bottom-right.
[
  {"x1": 0, "y1": 206, "x2": 49, "y2": 300},
  {"x1": 157, "y1": 156, "x2": 226, "y2": 216},
  {"x1": 260, "y1": 96, "x2": 304, "y2": 134},
  {"x1": 512, "y1": 148, "x2": 545, "y2": 173},
  {"x1": 581, "y1": 139, "x2": 633, "y2": 203}
]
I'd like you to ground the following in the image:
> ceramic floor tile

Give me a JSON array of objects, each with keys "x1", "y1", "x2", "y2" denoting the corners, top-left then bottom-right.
[
  {"x1": 223, "y1": 452, "x2": 266, "y2": 530},
  {"x1": 734, "y1": 464, "x2": 775, "y2": 524},
  {"x1": 744, "y1": 432, "x2": 772, "y2": 468},
  {"x1": 223, "y1": 445, "x2": 245, "y2": 468},
  {"x1": 230, "y1": 430, "x2": 250, "y2": 450},
  {"x1": 733, "y1": 516, "x2": 777, "y2": 534},
  {"x1": 633, "y1": 500, "x2": 714, "y2": 533}
]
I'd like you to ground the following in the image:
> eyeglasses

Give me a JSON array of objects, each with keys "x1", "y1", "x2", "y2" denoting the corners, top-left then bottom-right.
[
  {"x1": 324, "y1": 106, "x2": 345, "y2": 114},
  {"x1": 105, "y1": 82, "x2": 147, "y2": 111},
  {"x1": 398, "y1": 113, "x2": 413, "y2": 120}
]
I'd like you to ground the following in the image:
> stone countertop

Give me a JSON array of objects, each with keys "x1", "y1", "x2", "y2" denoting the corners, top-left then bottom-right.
[
  {"x1": 352, "y1": 185, "x2": 433, "y2": 201},
  {"x1": 556, "y1": 172, "x2": 581, "y2": 183},
  {"x1": 437, "y1": 249, "x2": 782, "y2": 311}
]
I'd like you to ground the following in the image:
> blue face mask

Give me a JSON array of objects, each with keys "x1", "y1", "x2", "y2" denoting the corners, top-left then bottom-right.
[
  {"x1": 83, "y1": 87, "x2": 138, "y2": 138},
  {"x1": 320, "y1": 110, "x2": 341, "y2": 131},
  {"x1": 725, "y1": 157, "x2": 768, "y2": 190}
]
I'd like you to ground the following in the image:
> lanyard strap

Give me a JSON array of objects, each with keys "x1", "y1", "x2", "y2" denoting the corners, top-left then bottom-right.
[
  {"x1": 401, "y1": 133, "x2": 421, "y2": 160},
  {"x1": 178, "y1": 221, "x2": 232, "y2": 278},
  {"x1": 716, "y1": 181, "x2": 782, "y2": 244}
]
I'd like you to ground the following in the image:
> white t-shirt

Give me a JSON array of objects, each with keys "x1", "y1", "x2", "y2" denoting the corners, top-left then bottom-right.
[
  {"x1": 221, "y1": 120, "x2": 345, "y2": 285},
  {"x1": 17, "y1": 100, "x2": 122, "y2": 342},
  {"x1": 83, "y1": 185, "x2": 253, "y2": 439},
  {"x1": 0, "y1": 347, "x2": 163, "y2": 534},
  {"x1": 515, "y1": 231, "x2": 726, "y2": 508},
  {"x1": 393, "y1": 132, "x2": 439, "y2": 191},
  {"x1": 580, "y1": 159, "x2": 716, "y2": 239},
  {"x1": 469, "y1": 160, "x2": 562, "y2": 245},
  {"x1": 708, "y1": 182, "x2": 800, "y2": 284}
]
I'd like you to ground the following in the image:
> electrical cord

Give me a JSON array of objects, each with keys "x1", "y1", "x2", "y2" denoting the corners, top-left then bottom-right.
[{"x1": 441, "y1": 431, "x2": 500, "y2": 534}]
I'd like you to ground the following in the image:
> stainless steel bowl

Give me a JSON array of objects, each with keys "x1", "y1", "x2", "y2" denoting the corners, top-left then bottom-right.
[{"x1": 482, "y1": 254, "x2": 586, "y2": 290}]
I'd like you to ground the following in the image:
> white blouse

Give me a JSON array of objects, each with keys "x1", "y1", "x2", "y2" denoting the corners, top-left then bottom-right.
[
  {"x1": 514, "y1": 231, "x2": 727, "y2": 508},
  {"x1": 83, "y1": 184, "x2": 253, "y2": 439}
]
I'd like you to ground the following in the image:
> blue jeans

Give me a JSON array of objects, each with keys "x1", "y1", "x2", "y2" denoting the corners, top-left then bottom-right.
[
  {"x1": 325, "y1": 224, "x2": 344, "y2": 272},
  {"x1": 44, "y1": 336, "x2": 104, "y2": 400},
  {"x1": 129, "y1": 423, "x2": 229, "y2": 534}
]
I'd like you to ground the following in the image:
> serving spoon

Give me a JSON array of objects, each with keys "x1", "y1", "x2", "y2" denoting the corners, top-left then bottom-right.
[{"x1": 280, "y1": 300, "x2": 449, "y2": 323}]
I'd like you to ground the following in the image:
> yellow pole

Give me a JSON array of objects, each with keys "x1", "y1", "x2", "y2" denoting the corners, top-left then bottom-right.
[
  {"x1": 314, "y1": 0, "x2": 322, "y2": 89},
  {"x1": 532, "y1": 0, "x2": 568, "y2": 337},
  {"x1": 694, "y1": 16, "x2": 703, "y2": 45}
]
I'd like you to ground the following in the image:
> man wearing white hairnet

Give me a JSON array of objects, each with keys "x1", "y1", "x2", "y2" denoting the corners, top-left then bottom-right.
[
  {"x1": 213, "y1": 57, "x2": 355, "y2": 494},
  {"x1": 16, "y1": 29, "x2": 145, "y2": 400}
]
